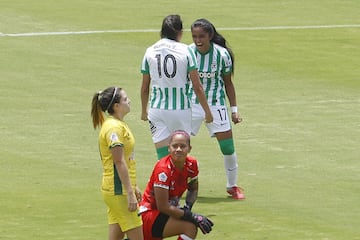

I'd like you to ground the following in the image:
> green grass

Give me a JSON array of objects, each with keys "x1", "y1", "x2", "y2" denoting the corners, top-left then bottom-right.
[{"x1": 1, "y1": 1, "x2": 360, "y2": 239}]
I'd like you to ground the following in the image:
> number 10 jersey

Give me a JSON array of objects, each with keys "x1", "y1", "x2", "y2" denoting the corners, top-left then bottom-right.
[{"x1": 141, "y1": 38, "x2": 198, "y2": 110}]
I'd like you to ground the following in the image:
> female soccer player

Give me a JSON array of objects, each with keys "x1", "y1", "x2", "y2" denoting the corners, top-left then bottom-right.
[
  {"x1": 91, "y1": 87, "x2": 143, "y2": 240},
  {"x1": 188, "y1": 18, "x2": 245, "y2": 200},
  {"x1": 139, "y1": 130, "x2": 214, "y2": 240},
  {"x1": 140, "y1": 14, "x2": 213, "y2": 160}
]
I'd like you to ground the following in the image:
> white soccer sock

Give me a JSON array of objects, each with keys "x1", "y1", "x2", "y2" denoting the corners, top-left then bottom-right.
[
  {"x1": 179, "y1": 234, "x2": 194, "y2": 240},
  {"x1": 224, "y1": 153, "x2": 238, "y2": 188}
]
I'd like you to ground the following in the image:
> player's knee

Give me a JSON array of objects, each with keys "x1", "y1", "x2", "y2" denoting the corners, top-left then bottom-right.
[
  {"x1": 218, "y1": 138, "x2": 235, "y2": 155},
  {"x1": 181, "y1": 222, "x2": 197, "y2": 239}
]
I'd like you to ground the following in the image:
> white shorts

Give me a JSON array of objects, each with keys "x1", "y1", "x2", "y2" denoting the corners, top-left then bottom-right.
[
  {"x1": 191, "y1": 103, "x2": 231, "y2": 137},
  {"x1": 148, "y1": 108, "x2": 192, "y2": 143}
]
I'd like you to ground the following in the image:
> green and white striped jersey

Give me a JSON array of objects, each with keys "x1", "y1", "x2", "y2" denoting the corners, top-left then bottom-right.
[
  {"x1": 188, "y1": 42, "x2": 233, "y2": 106},
  {"x1": 141, "y1": 38, "x2": 198, "y2": 110}
]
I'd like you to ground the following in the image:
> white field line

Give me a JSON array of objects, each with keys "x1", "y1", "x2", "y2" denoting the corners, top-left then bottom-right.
[{"x1": 1, "y1": 24, "x2": 360, "y2": 37}]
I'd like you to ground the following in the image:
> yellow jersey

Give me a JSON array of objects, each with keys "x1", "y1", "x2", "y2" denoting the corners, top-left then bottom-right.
[{"x1": 98, "y1": 116, "x2": 137, "y2": 195}]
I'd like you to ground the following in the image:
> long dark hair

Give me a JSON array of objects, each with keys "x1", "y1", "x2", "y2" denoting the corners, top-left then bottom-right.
[
  {"x1": 191, "y1": 18, "x2": 235, "y2": 73},
  {"x1": 161, "y1": 14, "x2": 183, "y2": 41}
]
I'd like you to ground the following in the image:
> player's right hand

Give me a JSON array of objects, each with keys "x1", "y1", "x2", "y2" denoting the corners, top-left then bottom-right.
[
  {"x1": 204, "y1": 112, "x2": 213, "y2": 123},
  {"x1": 141, "y1": 111, "x2": 148, "y2": 121}
]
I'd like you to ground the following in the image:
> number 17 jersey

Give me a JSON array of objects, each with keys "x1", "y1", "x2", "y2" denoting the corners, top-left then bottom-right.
[{"x1": 141, "y1": 38, "x2": 198, "y2": 110}]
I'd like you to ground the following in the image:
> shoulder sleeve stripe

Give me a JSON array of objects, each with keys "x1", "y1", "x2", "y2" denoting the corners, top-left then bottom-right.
[
  {"x1": 109, "y1": 143, "x2": 123, "y2": 149},
  {"x1": 154, "y1": 183, "x2": 169, "y2": 189}
]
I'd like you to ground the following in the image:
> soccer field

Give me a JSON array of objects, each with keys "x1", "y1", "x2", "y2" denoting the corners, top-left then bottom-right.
[{"x1": 1, "y1": 1, "x2": 359, "y2": 239}]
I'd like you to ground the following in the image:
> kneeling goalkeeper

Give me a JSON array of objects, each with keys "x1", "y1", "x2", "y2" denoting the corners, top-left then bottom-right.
[{"x1": 139, "y1": 130, "x2": 214, "y2": 240}]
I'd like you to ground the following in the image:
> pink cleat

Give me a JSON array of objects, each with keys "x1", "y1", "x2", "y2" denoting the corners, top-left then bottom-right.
[{"x1": 227, "y1": 186, "x2": 245, "y2": 200}]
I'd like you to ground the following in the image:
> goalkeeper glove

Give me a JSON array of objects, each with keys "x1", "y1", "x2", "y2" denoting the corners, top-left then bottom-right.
[
  {"x1": 182, "y1": 202, "x2": 193, "y2": 211},
  {"x1": 181, "y1": 209, "x2": 214, "y2": 234}
]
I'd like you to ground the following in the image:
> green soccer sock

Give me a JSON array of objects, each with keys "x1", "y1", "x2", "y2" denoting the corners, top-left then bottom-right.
[{"x1": 156, "y1": 146, "x2": 169, "y2": 160}]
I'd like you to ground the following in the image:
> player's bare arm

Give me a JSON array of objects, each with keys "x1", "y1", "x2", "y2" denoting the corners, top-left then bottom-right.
[
  {"x1": 111, "y1": 146, "x2": 138, "y2": 212},
  {"x1": 154, "y1": 186, "x2": 185, "y2": 219},
  {"x1": 189, "y1": 69, "x2": 213, "y2": 123},
  {"x1": 140, "y1": 74, "x2": 151, "y2": 121},
  {"x1": 223, "y1": 74, "x2": 242, "y2": 124},
  {"x1": 185, "y1": 178, "x2": 198, "y2": 210}
]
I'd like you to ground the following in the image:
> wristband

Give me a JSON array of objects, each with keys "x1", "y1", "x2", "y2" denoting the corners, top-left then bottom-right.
[
  {"x1": 184, "y1": 202, "x2": 193, "y2": 210},
  {"x1": 231, "y1": 106, "x2": 238, "y2": 113}
]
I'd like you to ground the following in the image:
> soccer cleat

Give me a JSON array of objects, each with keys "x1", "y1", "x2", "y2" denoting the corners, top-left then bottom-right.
[{"x1": 227, "y1": 186, "x2": 245, "y2": 200}]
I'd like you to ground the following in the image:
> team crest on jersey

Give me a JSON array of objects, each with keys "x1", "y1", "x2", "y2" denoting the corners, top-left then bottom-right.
[
  {"x1": 158, "y1": 172, "x2": 168, "y2": 182},
  {"x1": 211, "y1": 63, "x2": 217, "y2": 72},
  {"x1": 110, "y1": 132, "x2": 119, "y2": 143}
]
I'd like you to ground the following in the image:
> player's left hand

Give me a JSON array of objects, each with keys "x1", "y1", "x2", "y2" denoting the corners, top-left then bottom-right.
[
  {"x1": 141, "y1": 111, "x2": 148, "y2": 121},
  {"x1": 192, "y1": 213, "x2": 214, "y2": 234},
  {"x1": 205, "y1": 112, "x2": 214, "y2": 123},
  {"x1": 231, "y1": 112, "x2": 243, "y2": 124},
  {"x1": 135, "y1": 186, "x2": 142, "y2": 203},
  {"x1": 127, "y1": 193, "x2": 138, "y2": 212},
  {"x1": 181, "y1": 209, "x2": 214, "y2": 234}
]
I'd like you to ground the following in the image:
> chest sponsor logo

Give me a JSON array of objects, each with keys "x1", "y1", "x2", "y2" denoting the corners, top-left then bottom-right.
[{"x1": 199, "y1": 71, "x2": 215, "y2": 78}]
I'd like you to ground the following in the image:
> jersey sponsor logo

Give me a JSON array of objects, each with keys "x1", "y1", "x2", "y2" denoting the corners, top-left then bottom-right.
[
  {"x1": 199, "y1": 71, "x2": 215, "y2": 78},
  {"x1": 110, "y1": 132, "x2": 119, "y2": 143},
  {"x1": 158, "y1": 172, "x2": 168, "y2": 182}
]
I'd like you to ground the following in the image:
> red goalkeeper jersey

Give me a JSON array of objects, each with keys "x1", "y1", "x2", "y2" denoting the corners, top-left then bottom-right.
[{"x1": 140, "y1": 155, "x2": 199, "y2": 212}]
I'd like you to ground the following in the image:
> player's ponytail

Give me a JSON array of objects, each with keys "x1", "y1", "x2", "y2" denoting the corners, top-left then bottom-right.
[
  {"x1": 91, "y1": 87, "x2": 121, "y2": 129},
  {"x1": 91, "y1": 91, "x2": 105, "y2": 129}
]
